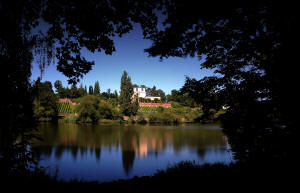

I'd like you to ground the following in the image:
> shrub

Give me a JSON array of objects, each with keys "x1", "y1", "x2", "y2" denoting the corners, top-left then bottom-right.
[
  {"x1": 76, "y1": 95, "x2": 100, "y2": 123},
  {"x1": 171, "y1": 101, "x2": 182, "y2": 108},
  {"x1": 136, "y1": 110, "x2": 147, "y2": 123},
  {"x1": 99, "y1": 100, "x2": 114, "y2": 119},
  {"x1": 148, "y1": 110, "x2": 180, "y2": 123}
]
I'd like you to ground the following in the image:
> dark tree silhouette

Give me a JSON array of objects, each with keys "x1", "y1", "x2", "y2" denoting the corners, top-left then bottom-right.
[
  {"x1": 122, "y1": 151, "x2": 135, "y2": 175},
  {"x1": 144, "y1": 0, "x2": 298, "y2": 169},
  {"x1": 0, "y1": 0, "x2": 160, "y2": 180}
]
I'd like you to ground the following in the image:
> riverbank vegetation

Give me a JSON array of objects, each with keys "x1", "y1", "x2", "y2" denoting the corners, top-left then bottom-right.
[{"x1": 32, "y1": 70, "x2": 225, "y2": 124}]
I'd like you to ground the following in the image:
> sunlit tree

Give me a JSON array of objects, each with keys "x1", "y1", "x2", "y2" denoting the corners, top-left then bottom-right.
[
  {"x1": 119, "y1": 71, "x2": 138, "y2": 116},
  {"x1": 94, "y1": 81, "x2": 100, "y2": 95}
]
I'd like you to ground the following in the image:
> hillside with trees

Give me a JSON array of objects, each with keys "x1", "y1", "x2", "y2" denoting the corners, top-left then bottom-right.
[{"x1": 33, "y1": 70, "x2": 224, "y2": 124}]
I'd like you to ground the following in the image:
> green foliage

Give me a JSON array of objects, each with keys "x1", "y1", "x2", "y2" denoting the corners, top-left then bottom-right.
[
  {"x1": 148, "y1": 110, "x2": 181, "y2": 123},
  {"x1": 145, "y1": 86, "x2": 166, "y2": 102},
  {"x1": 54, "y1": 80, "x2": 63, "y2": 93},
  {"x1": 76, "y1": 95, "x2": 100, "y2": 123},
  {"x1": 88, "y1": 85, "x2": 94, "y2": 95},
  {"x1": 69, "y1": 84, "x2": 80, "y2": 98},
  {"x1": 167, "y1": 89, "x2": 196, "y2": 107},
  {"x1": 184, "y1": 108, "x2": 204, "y2": 122},
  {"x1": 136, "y1": 110, "x2": 147, "y2": 123},
  {"x1": 107, "y1": 98, "x2": 119, "y2": 107},
  {"x1": 119, "y1": 71, "x2": 138, "y2": 116},
  {"x1": 54, "y1": 80, "x2": 88, "y2": 98},
  {"x1": 171, "y1": 101, "x2": 182, "y2": 108},
  {"x1": 139, "y1": 97, "x2": 152, "y2": 103},
  {"x1": 138, "y1": 104, "x2": 219, "y2": 123},
  {"x1": 139, "y1": 106, "x2": 154, "y2": 115},
  {"x1": 94, "y1": 81, "x2": 100, "y2": 95},
  {"x1": 78, "y1": 83, "x2": 86, "y2": 97},
  {"x1": 75, "y1": 95, "x2": 121, "y2": 122},
  {"x1": 98, "y1": 100, "x2": 120, "y2": 120},
  {"x1": 157, "y1": 106, "x2": 164, "y2": 113},
  {"x1": 101, "y1": 89, "x2": 118, "y2": 99},
  {"x1": 32, "y1": 78, "x2": 58, "y2": 122}
]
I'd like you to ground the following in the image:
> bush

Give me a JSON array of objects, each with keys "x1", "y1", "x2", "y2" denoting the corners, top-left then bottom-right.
[
  {"x1": 148, "y1": 110, "x2": 180, "y2": 123},
  {"x1": 99, "y1": 100, "x2": 121, "y2": 120},
  {"x1": 184, "y1": 108, "x2": 203, "y2": 122},
  {"x1": 136, "y1": 110, "x2": 147, "y2": 123},
  {"x1": 153, "y1": 98, "x2": 160, "y2": 103},
  {"x1": 171, "y1": 101, "x2": 182, "y2": 108},
  {"x1": 76, "y1": 95, "x2": 100, "y2": 123},
  {"x1": 99, "y1": 100, "x2": 114, "y2": 119}
]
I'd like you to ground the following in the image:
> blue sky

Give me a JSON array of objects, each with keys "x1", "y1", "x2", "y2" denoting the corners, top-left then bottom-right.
[{"x1": 30, "y1": 24, "x2": 213, "y2": 95}]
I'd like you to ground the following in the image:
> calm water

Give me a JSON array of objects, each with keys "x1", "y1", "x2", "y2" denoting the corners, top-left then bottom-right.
[{"x1": 32, "y1": 122, "x2": 233, "y2": 182}]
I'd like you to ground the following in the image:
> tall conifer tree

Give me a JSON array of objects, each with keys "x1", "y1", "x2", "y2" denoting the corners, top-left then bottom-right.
[
  {"x1": 88, "y1": 85, "x2": 94, "y2": 95},
  {"x1": 94, "y1": 81, "x2": 100, "y2": 95},
  {"x1": 119, "y1": 71, "x2": 138, "y2": 116}
]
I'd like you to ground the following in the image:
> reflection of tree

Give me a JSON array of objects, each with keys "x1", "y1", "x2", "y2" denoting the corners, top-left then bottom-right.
[
  {"x1": 71, "y1": 146, "x2": 78, "y2": 160},
  {"x1": 79, "y1": 146, "x2": 88, "y2": 159},
  {"x1": 33, "y1": 123, "x2": 228, "y2": 165},
  {"x1": 122, "y1": 151, "x2": 135, "y2": 175},
  {"x1": 120, "y1": 126, "x2": 138, "y2": 174},
  {"x1": 95, "y1": 148, "x2": 101, "y2": 162},
  {"x1": 54, "y1": 146, "x2": 64, "y2": 159},
  {"x1": 172, "y1": 129, "x2": 226, "y2": 153},
  {"x1": 197, "y1": 148, "x2": 206, "y2": 159},
  {"x1": 31, "y1": 146, "x2": 54, "y2": 159}
]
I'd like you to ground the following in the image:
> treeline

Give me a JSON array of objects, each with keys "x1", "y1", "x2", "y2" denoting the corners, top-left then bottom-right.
[
  {"x1": 31, "y1": 78, "x2": 119, "y2": 122},
  {"x1": 32, "y1": 78, "x2": 58, "y2": 122},
  {"x1": 54, "y1": 80, "x2": 118, "y2": 99},
  {"x1": 32, "y1": 71, "x2": 224, "y2": 123},
  {"x1": 75, "y1": 95, "x2": 120, "y2": 123}
]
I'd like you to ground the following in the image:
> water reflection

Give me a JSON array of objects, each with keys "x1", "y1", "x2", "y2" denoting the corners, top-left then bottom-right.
[{"x1": 32, "y1": 122, "x2": 232, "y2": 181}]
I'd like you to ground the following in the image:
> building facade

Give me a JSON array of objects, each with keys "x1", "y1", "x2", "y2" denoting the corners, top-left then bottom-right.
[
  {"x1": 133, "y1": 87, "x2": 146, "y2": 98},
  {"x1": 133, "y1": 86, "x2": 161, "y2": 101}
]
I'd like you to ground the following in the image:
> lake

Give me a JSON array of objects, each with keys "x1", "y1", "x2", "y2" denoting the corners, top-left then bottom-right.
[{"x1": 32, "y1": 122, "x2": 234, "y2": 183}]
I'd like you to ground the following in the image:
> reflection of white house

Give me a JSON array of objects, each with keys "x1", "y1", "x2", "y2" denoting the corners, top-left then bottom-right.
[{"x1": 133, "y1": 87, "x2": 161, "y2": 101}]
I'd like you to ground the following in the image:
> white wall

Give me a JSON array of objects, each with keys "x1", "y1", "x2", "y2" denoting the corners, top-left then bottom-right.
[
  {"x1": 133, "y1": 87, "x2": 146, "y2": 98},
  {"x1": 144, "y1": 96, "x2": 161, "y2": 101}
]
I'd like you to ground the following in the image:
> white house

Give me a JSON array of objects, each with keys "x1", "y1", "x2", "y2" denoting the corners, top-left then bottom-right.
[
  {"x1": 133, "y1": 87, "x2": 146, "y2": 98},
  {"x1": 133, "y1": 86, "x2": 161, "y2": 101}
]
